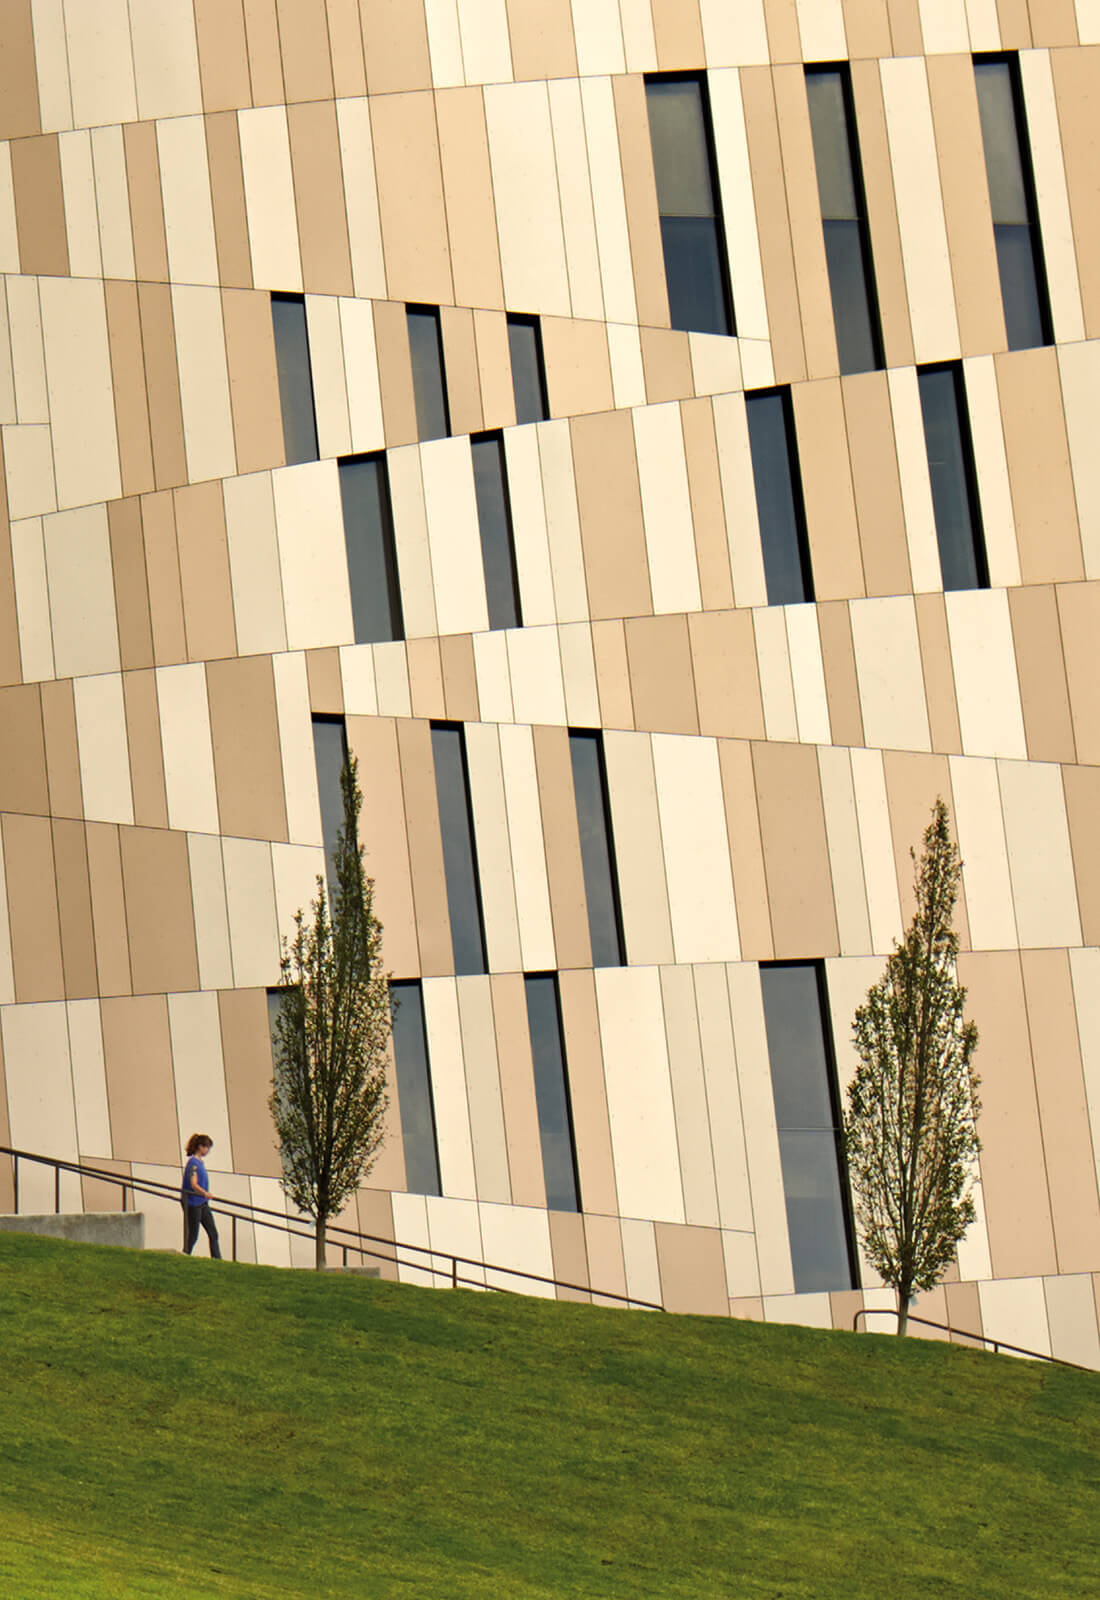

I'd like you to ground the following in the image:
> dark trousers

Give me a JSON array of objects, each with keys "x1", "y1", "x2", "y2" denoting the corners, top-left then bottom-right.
[{"x1": 182, "y1": 1201, "x2": 222, "y2": 1258}]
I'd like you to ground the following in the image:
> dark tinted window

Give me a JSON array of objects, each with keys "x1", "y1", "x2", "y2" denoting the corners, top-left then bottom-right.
[
  {"x1": 974, "y1": 57, "x2": 1051, "y2": 350},
  {"x1": 507, "y1": 315, "x2": 548, "y2": 425},
  {"x1": 760, "y1": 962, "x2": 857, "y2": 1294},
  {"x1": 431, "y1": 722, "x2": 486, "y2": 976},
  {"x1": 644, "y1": 75, "x2": 733, "y2": 337},
  {"x1": 271, "y1": 293, "x2": 319, "y2": 464},
  {"x1": 407, "y1": 305, "x2": 450, "y2": 440},
  {"x1": 339, "y1": 454, "x2": 404, "y2": 643},
  {"x1": 389, "y1": 981, "x2": 441, "y2": 1197},
  {"x1": 311, "y1": 715, "x2": 348, "y2": 898},
  {"x1": 524, "y1": 974, "x2": 580, "y2": 1212},
  {"x1": 471, "y1": 434, "x2": 522, "y2": 631},
  {"x1": 917, "y1": 365, "x2": 989, "y2": 592},
  {"x1": 745, "y1": 389, "x2": 813, "y2": 605},
  {"x1": 568, "y1": 730, "x2": 624, "y2": 968},
  {"x1": 805, "y1": 68, "x2": 882, "y2": 375}
]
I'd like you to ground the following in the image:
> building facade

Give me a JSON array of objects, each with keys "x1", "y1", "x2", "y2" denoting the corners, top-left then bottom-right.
[{"x1": 1, "y1": 0, "x2": 1099, "y2": 1362}]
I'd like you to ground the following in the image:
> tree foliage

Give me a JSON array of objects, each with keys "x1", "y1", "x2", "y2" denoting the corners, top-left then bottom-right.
[
  {"x1": 269, "y1": 754, "x2": 391, "y2": 1268},
  {"x1": 844, "y1": 799, "x2": 981, "y2": 1334}
]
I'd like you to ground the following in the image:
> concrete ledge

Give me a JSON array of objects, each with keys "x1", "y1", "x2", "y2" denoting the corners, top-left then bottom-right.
[{"x1": 0, "y1": 1212, "x2": 146, "y2": 1249}]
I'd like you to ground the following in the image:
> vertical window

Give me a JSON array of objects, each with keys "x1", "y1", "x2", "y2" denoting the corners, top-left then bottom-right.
[
  {"x1": 745, "y1": 389, "x2": 814, "y2": 605},
  {"x1": 644, "y1": 74, "x2": 733, "y2": 337},
  {"x1": 974, "y1": 56, "x2": 1051, "y2": 350},
  {"x1": 339, "y1": 454, "x2": 404, "y2": 643},
  {"x1": 406, "y1": 305, "x2": 450, "y2": 441},
  {"x1": 271, "y1": 293, "x2": 319, "y2": 464},
  {"x1": 430, "y1": 722, "x2": 486, "y2": 977},
  {"x1": 471, "y1": 433, "x2": 522, "y2": 631},
  {"x1": 524, "y1": 974, "x2": 580, "y2": 1213},
  {"x1": 389, "y1": 981, "x2": 441, "y2": 1197},
  {"x1": 917, "y1": 364, "x2": 989, "y2": 592},
  {"x1": 805, "y1": 67, "x2": 882, "y2": 375},
  {"x1": 568, "y1": 730, "x2": 625, "y2": 968},
  {"x1": 311, "y1": 714, "x2": 348, "y2": 897},
  {"x1": 760, "y1": 962, "x2": 857, "y2": 1294},
  {"x1": 507, "y1": 314, "x2": 549, "y2": 425}
]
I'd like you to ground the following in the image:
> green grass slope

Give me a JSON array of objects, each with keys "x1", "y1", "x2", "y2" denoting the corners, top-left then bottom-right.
[{"x1": 0, "y1": 1232, "x2": 1096, "y2": 1599}]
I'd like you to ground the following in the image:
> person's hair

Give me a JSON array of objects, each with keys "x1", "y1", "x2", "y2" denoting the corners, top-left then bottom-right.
[{"x1": 185, "y1": 1133, "x2": 213, "y2": 1157}]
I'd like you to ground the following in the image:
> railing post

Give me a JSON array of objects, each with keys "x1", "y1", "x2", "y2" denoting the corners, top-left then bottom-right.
[
  {"x1": 13, "y1": 1154, "x2": 18, "y2": 1214},
  {"x1": 55, "y1": 1163, "x2": 61, "y2": 1214},
  {"x1": 452, "y1": 1255, "x2": 458, "y2": 1289},
  {"x1": 232, "y1": 1214, "x2": 238, "y2": 1263}
]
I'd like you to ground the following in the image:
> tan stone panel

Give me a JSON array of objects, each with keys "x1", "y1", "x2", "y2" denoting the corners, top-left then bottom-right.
[
  {"x1": 881, "y1": 751, "x2": 964, "y2": 933},
  {"x1": 105, "y1": 282, "x2": 156, "y2": 501},
  {"x1": 763, "y1": 0, "x2": 802, "y2": 60},
  {"x1": 612, "y1": 74, "x2": 670, "y2": 332},
  {"x1": 119, "y1": 828, "x2": 200, "y2": 995},
  {"x1": 1023, "y1": 949, "x2": 1100, "y2": 1274},
  {"x1": 108, "y1": 500, "x2": 154, "y2": 672},
  {"x1": 1030, "y1": 0, "x2": 1078, "y2": 45},
  {"x1": 571, "y1": 411, "x2": 652, "y2": 623},
  {"x1": 101, "y1": 995, "x2": 178, "y2": 1164},
  {"x1": 829, "y1": 1289, "x2": 864, "y2": 1334},
  {"x1": 347, "y1": 715, "x2": 419, "y2": 979},
  {"x1": 690, "y1": 611, "x2": 764, "y2": 741},
  {"x1": 85, "y1": 824, "x2": 131, "y2": 996},
  {"x1": 774, "y1": 65, "x2": 839, "y2": 379},
  {"x1": 960, "y1": 951, "x2": 1056, "y2": 1279},
  {"x1": 80, "y1": 1160, "x2": 131, "y2": 1213},
  {"x1": 0, "y1": 2, "x2": 40, "y2": 138},
  {"x1": 0, "y1": 1033, "x2": 11, "y2": 1206},
  {"x1": 651, "y1": 0, "x2": 705, "y2": 67},
  {"x1": 639, "y1": 327, "x2": 693, "y2": 405},
  {"x1": 914, "y1": 592, "x2": 962, "y2": 755},
  {"x1": 817, "y1": 601, "x2": 864, "y2": 749},
  {"x1": 548, "y1": 1210, "x2": 591, "y2": 1303},
  {"x1": 792, "y1": 379, "x2": 866, "y2": 601},
  {"x1": 359, "y1": 0, "x2": 432, "y2": 94},
  {"x1": 943, "y1": 1280, "x2": 984, "y2": 1344},
  {"x1": 41, "y1": 680, "x2": 83, "y2": 821},
  {"x1": 1008, "y1": 585, "x2": 1076, "y2": 765},
  {"x1": 51, "y1": 820, "x2": 97, "y2": 1000},
  {"x1": 439, "y1": 308, "x2": 483, "y2": 437},
  {"x1": 406, "y1": 638, "x2": 446, "y2": 721},
  {"x1": 742, "y1": 67, "x2": 805, "y2": 382},
  {"x1": 395, "y1": 717, "x2": 453, "y2": 977},
  {"x1": 584, "y1": 1214, "x2": 627, "y2": 1301},
  {"x1": 440, "y1": 636, "x2": 480, "y2": 724},
  {"x1": 0, "y1": 438, "x2": 20, "y2": 688},
  {"x1": 354, "y1": 1188, "x2": 398, "y2": 1278},
  {"x1": 222, "y1": 290, "x2": 284, "y2": 474},
  {"x1": 543, "y1": 318, "x2": 615, "y2": 418},
  {"x1": 373, "y1": 300, "x2": 419, "y2": 449},
  {"x1": 558, "y1": 967, "x2": 619, "y2": 1218},
  {"x1": 1064, "y1": 765, "x2": 1100, "y2": 946},
  {"x1": 437, "y1": 88, "x2": 505, "y2": 314},
  {"x1": 276, "y1": 0, "x2": 334, "y2": 101},
  {"x1": 753, "y1": 740, "x2": 839, "y2": 958},
  {"x1": 175, "y1": 483, "x2": 238, "y2": 666},
  {"x1": 324, "y1": 0, "x2": 366, "y2": 96},
  {"x1": 997, "y1": 351, "x2": 1083, "y2": 584},
  {"x1": 371, "y1": 91, "x2": 453, "y2": 306},
  {"x1": 624, "y1": 615, "x2": 699, "y2": 736},
  {"x1": 287, "y1": 101, "x2": 353, "y2": 297},
  {"x1": 490, "y1": 971, "x2": 544, "y2": 1209},
  {"x1": 504, "y1": 0, "x2": 577, "y2": 80},
  {"x1": 207, "y1": 656, "x2": 289, "y2": 843},
  {"x1": 122, "y1": 670, "x2": 169, "y2": 830},
  {"x1": 841, "y1": 0, "x2": 891, "y2": 57},
  {"x1": 140, "y1": 492, "x2": 188, "y2": 667},
  {"x1": 218, "y1": 988, "x2": 282, "y2": 1178},
  {"x1": 243, "y1": 0, "x2": 286, "y2": 104},
  {"x1": 885, "y1": 0, "x2": 923, "y2": 51},
  {"x1": 681, "y1": 399, "x2": 732, "y2": 611},
  {"x1": 194, "y1": 0, "x2": 252, "y2": 113},
  {"x1": 1051, "y1": 48, "x2": 1100, "y2": 339},
  {"x1": 137, "y1": 285, "x2": 188, "y2": 491},
  {"x1": 0, "y1": 685, "x2": 47, "y2": 814},
  {"x1": 3, "y1": 813, "x2": 63, "y2": 1003},
  {"x1": 10, "y1": 135, "x2": 68, "y2": 277},
  {"x1": 124, "y1": 122, "x2": 170, "y2": 283},
  {"x1": 717, "y1": 739, "x2": 773, "y2": 960},
  {"x1": 995, "y1": 0, "x2": 1031, "y2": 48},
  {"x1": 843, "y1": 371, "x2": 911, "y2": 598},
  {"x1": 926, "y1": 54, "x2": 1005, "y2": 359},
  {"x1": 305, "y1": 647, "x2": 344, "y2": 714},
  {"x1": 1057, "y1": 581, "x2": 1100, "y2": 765},
  {"x1": 532, "y1": 723, "x2": 591, "y2": 969},
  {"x1": 472, "y1": 310, "x2": 515, "y2": 432},
  {"x1": 654, "y1": 1221, "x2": 729, "y2": 1315},
  {"x1": 591, "y1": 621, "x2": 635, "y2": 731},
  {"x1": 206, "y1": 112, "x2": 254, "y2": 290}
]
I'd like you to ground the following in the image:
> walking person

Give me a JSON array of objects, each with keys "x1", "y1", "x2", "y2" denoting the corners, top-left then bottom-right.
[{"x1": 181, "y1": 1133, "x2": 222, "y2": 1259}]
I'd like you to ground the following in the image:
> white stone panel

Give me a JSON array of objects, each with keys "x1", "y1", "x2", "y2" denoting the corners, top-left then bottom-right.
[
  {"x1": 714, "y1": 393, "x2": 767, "y2": 607},
  {"x1": 456, "y1": 0, "x2": 512, "y2": 85},
  {"x1": 336, "y1": 98, "x2": 387, "y2": 301},
  {"x1": 850, "y1": 747, "x2": 904, "y2": 954},
  {"x1": 238, "y1": 106, "x2": 302, "y2": 291},
  {"x1": 548, "y1": 78, "x2": 604, "y2": 322},
  {"x1": 187, "y1": 832, "x2": 234, "y2": 991},
  {"x1": 709, "y1": 68, "x2": 769, "y2": 339},
  {"x1": 387, "y1": 444, "x2": 438, "y2": 640},
  {"x1": 786, "y1": 604, "x2": 831, "y2": 747},
  {"x1": 888, "y1": 366, "x2": 942, "y2": 594},
  {"x1": 272, "y1": 461, "x2": 354, "y2": 651},
  {"x1": 422, "y1": 978, "x2": 478, "y2": 1202},
  {"x1": 727, "y1": 962, "x2": 794, "y2": 1296},
  {"x1": 506, "y1": 626, "x2": 566, "y2": 728},
  {"x1": 633, "y1": 403, "x2": 701, "y2": 615},
  {"x1": 73, "y1": 673, "x2": 133, "y2": 825},
  {"x1": 157, "y1": 663, "x2": 220, "y2": 835},
  {"x1": 753, "y1": 607, "x2": 798, "y2": 743},
  {"x1": 479, "y1": 1201, "x2": 556, "y2": 1297},
  {"x1": 485, "y1": 82, "x2": 570, "y2": 317},
  {"x1": 340, "y1": 297, "x2": 385, "y2": 453},
  {"x1": 580, "y1": 76, "x2": 637, "y2": 324},
  {"x1": 698, "y1": 0, "x2": 769, "y2": 64},
  {"x1": 569, "y1": 0, "x2": 625, "y2": 79},
  {"x1": 1018, "y1": 50, "x2": 1085, "y2": 344},
  {"x1": 272, "y1": 652, "x2": 323, "y2": 848},
  {"x1": 850, "y1": 595, "x2": 931, "y2": 753},
  {"x1": 949, "y1": 754, "x2": 1017, "y2": 950},
  {"x1": 172, "y1": 284, "x2": 236, "y2": 484},
  {"x1": 596, "y1": 966, "x2": 685, "y2": 1225},
  {"x1": 157, "y1": 115, "x2": 218, "y2": 286},
  {"x1": 997, "y1": 761, "x2": 1081, "y2": 949},
  {"x1": 464, "y1": 725, "x2": 522, "y2": 973},
  {"x1": 90, "y1": 125, "x2": 134, "y2": 280},
  {"x1": 305, "y1": 295, "x2": 351, "y2": 461},
  {"x1": 2, "y1": 1003, "x2": 80, "y2": 1210},
  {"x1": 3, "y1": 425, "x2": 56, "y2": 520},
  {"x1": 420, "y1": 437, "x2": 488, "y2": 636},
  {"x1": 10, "y1": 516, "x2": 54, "y2": 680},
  {"x1": 499, "y1": 724, "x2": 555, "y2": 972},
  {"x1": 652, "y1": 735, "x2": 739, "y2": 965},
  {"x1": 961, "y1": 356, "x2": 1020, "y2": 588},
  {"x1": 945, "y1": 588, "x2": 1026, "y2": 759},
  {"x1": 39, "y1": 276, "x2": 120, "y2": 510},
  {"x1": 222, "y1": 837, "x2": 280, "y2": 989},
  {"x1": 537, "y1": 419, "x2": 589, "y2": 624},
  {"x1": 59, "y1": 130, "x2": 101, "y2": 276},
  {"x1": 65, "y1": 0, "x2": 136, "y2": 128},
  {"x1": 504, "y1": 425, "x2": 555, "y2": 627},
  {"x1": 130, "y1": 0, "x2": 203, "y2": 120}
]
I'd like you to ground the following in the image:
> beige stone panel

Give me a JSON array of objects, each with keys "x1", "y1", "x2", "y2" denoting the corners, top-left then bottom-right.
[
  {"x1": 568, "y1": 0, "x2": 625, "y2": 74},
  {"x1": 632, "y1": 403, "x2": 701, "y2": 616},
  {"x1": 503, "y1": 0, "x2": 576, "y2": 78},
  {"x1": 456, "y1": 977, "x2": 511, "y2": 1205},
  {"x1": 28, "y1": 0, "x2": 72, "y2": 134},
  {"x1": 0, "y1": 285, "x2": 14, "y2": 421},
  {"x1": 118, "y1": 828, "x2": 199, "y2": 996},
  {"x1": 168, "y1": 990, "x2": 232, "y2": 1168},
  {"x1": 0, "y1": 835, "x2": 14, "y2": 1004},
  {"x1": 606, "y1": 323, "x2": 646, "y2": 410},
  {"x1": 435, "y1": 89, "x2": 504, "y2": 314},
  {"x1": 843, "y1": 372, "x2": 912, "y2": 597},
  {"x1": 370, "y1": 91, "x2": 452, "y2": 305},
  {"x1": 1019, "y1": 50, "x2": 1085, "y2": 343},
  {"x1": 695, "y1": 961, "x2": 755, "y2": 1232},
  {"x1": 471, "y1": 309, "x2": 514, "y2": 433},
  {"x1": 422, "y1": 980, "x2": 477, "y2": 1200},
  {"x1": 51, "y1": 820, "x2": 97, "y2": 999},
  {"x1": 578, "y1": 75, "x2": 642, "y2": 326},
  {"x1": 105, "y1": 500, "x2": 152, "y2": 676},
  {"x1": 1043, "y1": 1274, "x2": 1100, "y2": 1370},
  {"x1": 537, "y1": 419, "x2": 590, "y2": 625},
  {"x1": 222, "y1": 293, "x2": 283, "y2": 474},
  {"x1": 712, "y1": 393, "x2": 767, "y2": 608},
  {"x1": 795, "y1": 0, "x2": 846, "y2": 55},
  {"x1": 137, "y1": 285, "x2": 188, "y2": 491},
  {"x1": 480, "y1": 82, "x2": 567, "y2": 318},
  {"x1": 706, "y1": 69, "x2": 769, "y2": 342},
  {"x1": 105, "y1": 283, "x2": 155, "y2": 499},
  {"x1": 571, "y1": 410, "x2": 652, "y2": 623},
  {"x1": 124, "y1": 122, "x2": 171, "y2": 283},
  {"x1": 997, "y1": 348, "x2": 1083, "y2": 584},
  {"x1": 639, "y1": 329, "x2": 692, "y2": 406},
  {"x1": 372, "y1": 301, "x2": 419, "y2": 450},
  {"x1": 850, "y1": 596, "x2": 931, "y2": 754},
  {"x1": 171, "y1": 287, "x2": 237, "y2": 487},
  {"x1": 654, "y1": 735, "x2": 739, "y2": 964},
  {"x1": 222, "y1": 473, "x2": 284, "y2": 657},
  {"x1": 339, "y1": 719, "x2": 416, "y2": 975},
  {"x1": 305, "y1": 648, "x2": 344, "y2": 715},
  {"x1": 690, "y1": 612, "x2": 764, "y2": 742},
  {"x1": 603, "y1": 76, "x2": 661, "y2": 328},
  {"x1": 2, "y1": 425, "x2": 55, "y2": 521},
  {"x1": 204, "y1": 113, "x2": 253, "y2": 290},
  {"x1": 538, "y1": 319, "x2": 611, "y2": 422},
  {"x1": 373, "y1": 642, "x2": 412, "y2": 718},
  {"x1": 850, "y1": 746, "x2": 904, "y2": 953},
  {"x1": 658, "y1": 966, "x2": 718, "y2": 1227},
  {"x1": 0, "y1": 150, "x2": 18, "y2": 272},
  {"x1": 1050, "y1": 46, "x2": 1100, "y2": 336},
  {"x1": 237, "y1": 105, "x2": 301, "y2": 291},
  {"x1": 752, "y1": 608, "x2": 798, "y2": 743},
  {"x1": 156, "y1": 116, "x2": 218, "y2": 287},
  {"x1": 887, "y1": 367, "x2": 943, "y2": 593},
  {"x1": 506, "y1": 626, "x2": 567, "y2": 730},
  {"x1": 66, "y1": 999, "x2": 112, "y2": 1158},
  {"x1": 156, "y1": 662, "x2": 219, "y2": 835},
  {"x1": 1061, "y1": 760, "x2": 1100, "y2": 941},
  {"x1": 590, "y1": 620, "x2": 634, "y2": 732},
  {"x1": 84, "y1": 824, "x2": 131, "y2": 997},
  {"x1": 753, "y1": 741, "x2": 838, "y2": 958},
  {"x1": 273, "y1": 461, "x2": 354, "y2": 651},
  {"x1": 3, "y1": 813, "x2": 62, "y2": 1002},
  {"x1": 623, "y1": 615, "x2": 697, "y2": 738},
  {"x1": 273, "y1": 0, "x2": 333, "y2": 101},
  {"x1": 531, "y1": 723, "x2": 590, "y2": 969},
  {"x1": 786, "y1": 607, "x2": 831, "y2": 746},
  {"x1": 438, "y1": 307, "x2": 482, "y2": 437},
  {"x1": 717, "y1": 740, "x2": 772, "y2": 961},
  {"x1": 396, "y1": 717, "x2": 453, "y2": 978},
  {"x1": 726, "y1": 960, "x2": 793, "y2": 1295},
  {"x1": 91, "y1": 126, "x2": 135, "y2": 280},
  {"x1": 1007, "y1": 586, "x2": 1075, "y2": 764},
  {"x1": 489, "y1": 971, "x2": 544, "y2": 1208},
  {"x1": 100, "y1": 995, "x2": 178, "y2": 1165},
  {"x1": 546, "y1": 1210, "x2": 589, "y2": 1303},
  {"x1": 912, "y1": 592, "x2": 961, "y2": 754},
  {"x1": 223, "y1": 836, "x2": 280, "y2": 988},
  {"x1": 647, "y1": 0, "x2": 703, "y2": 64},
  {"x1": 329, "y1": 102, "x2": 383, "y2": 303},
  {"x1": 792, "y1": 379, "x2": 866, "y2": 601},
  {"x1": 546, "y1": 78, "x2": 604, "y2": 323},
  {"x1": 698, "y1": 0, "x2": 769, "y2": 61},
  {"x1": 216, "y1": 989, "x2": 279, "y2": 1179},
  {"x1": 464, "y1": 725, "x2": 522, "y2": 974},
  {"x1": 10, "y1": 514, "x2": 55, "y2": 681},
  {"x1": 773, "y1": 65, "x2": 838, "y2": 378},
  {"x1": 66, "y1": 0, "x2": 136, "y2": 126},
  {"x1": 600, "y1": 732, "x2": 674, "y2": 966},
  {"x1": 999, "y1": 761, "x2": 1081, "y2": 949},
  {"x1": 59, "y1": 130, "x2": 102, "y2": 277},
  {"x1": 817, "y1": 601, "x2": 864, "y2": 749},
  {"x1": 40, "y1": 277, "x2": 120, "y2": 511},
  {"x1": 269, "y1": 653, "x2": 320, "y2": 850},
  {"x1": 681, "y1": 402, "x2": 733, "y2": 612},
  {"x1": 7, "y1": 276, "x2": 48, "y2": 423},
  {"x1": 887, "y1": 0, "x2": 927, "y2": 52},
  {"x1": 651, "y1": 1223, "x2": 727, "y2": 1316},
  {"x1": 303, "y1": 296, "x2": 351, "y2": 460},
  {"x1": 193, "y1": 0, "x2": 250, "y2": 113},
  {"x1": 206, "y1": 656, "x2": 288, "y2": 845},
  {"x1": 73, "y1": 674, "x2": 132, "y2": 826},
  {"x1": 286, "y1": 101, "x2": 352, "y2": 299},
  {"x1": 944, "y1": 589, "x2": 1026, "y2": 760},
  {"x1": 40, "y1": 679, "x2": 81, "y2": 821},
  {"x1": 689, "y1": 334, "x2": 742, "y2": 401},
  {"x1": 818, "y1": 747, "x2": 872, "y2": 956},
  {"x1": 11, "y1": 134, "x2": 68, "y2": 276},
  {"x1": 418, "y1": 438, "x2": 487, "y2": 637},
  {"x1": 1058, "y1": 343, "x2": 1100, "y2": 580},
  {"x1": 1057, "y1": 582, "x2": 1100, "y2": 763},
  {"x1": 501, "y1": 427, "x2": 553, "y2": 627},
  {"x1": 2, "y1": 1005, "x2": 78, "y2": 1198},
  {"x1": 949, "y1": 754, "x2": 1017, "y2": 949},
  {"x1": 122, "y1": 670, "x2": 169, "y2": 830},
  {"x1": 880, "y1": 749, "x2": 959, "y2": 927},
  {"x1": 596, "y1": 967, "x2": 684, "y2": 1225},
  {"x1": 183, "y1": 835, "x2": 229, "y2": 994}
]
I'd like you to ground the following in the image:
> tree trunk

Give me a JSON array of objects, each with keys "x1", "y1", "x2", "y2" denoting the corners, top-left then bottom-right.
[
  {"x1": 897, "y1": 1289, "x2": 910, "y2": 1336},
  {"x1": 315, "y1": 1215, "x2": 327, "y2": 1270}
]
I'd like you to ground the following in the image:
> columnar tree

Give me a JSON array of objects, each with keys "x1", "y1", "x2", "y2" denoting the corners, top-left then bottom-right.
[
  {"x1": 269, "y1": 754, "x2": 391, "y2": 1269},
  {"x1": 844, "y1": 798, "x2": 981, "y2": 1335}
]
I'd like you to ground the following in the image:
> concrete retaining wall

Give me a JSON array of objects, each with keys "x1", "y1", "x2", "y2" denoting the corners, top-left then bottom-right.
[{"x1": 0, "y1": 1212, "x2": 146, "y2": 1249}]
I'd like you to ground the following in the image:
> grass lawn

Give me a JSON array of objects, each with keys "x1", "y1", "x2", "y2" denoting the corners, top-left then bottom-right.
[{"x1": 0, "y1": 1230, "x2": 1096, "y2": 1598}]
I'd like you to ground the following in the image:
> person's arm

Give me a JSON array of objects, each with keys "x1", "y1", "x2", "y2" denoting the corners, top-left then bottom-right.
[{"x1": 188, "y1": 1164, "x2": 212, "y2": 1200}]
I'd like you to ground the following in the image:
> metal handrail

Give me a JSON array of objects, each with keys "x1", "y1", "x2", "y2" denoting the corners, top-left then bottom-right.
[
  {"x1": 851, "y1": 1306, "x2": 1090, "y2": 1370},
  {"x1": 0, "y1": 1144, "x2": 664, "y2": 1312}
]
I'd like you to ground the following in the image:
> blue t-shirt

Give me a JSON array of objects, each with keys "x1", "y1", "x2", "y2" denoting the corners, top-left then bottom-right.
[{"x1": 182, "y1": 1156, "x2": 209, "y2": 1207}]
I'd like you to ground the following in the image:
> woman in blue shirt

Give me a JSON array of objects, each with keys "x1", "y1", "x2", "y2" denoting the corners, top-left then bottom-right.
[{"x1": 181, "y1": 1133, "x2": 222, "y2": 1259}]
